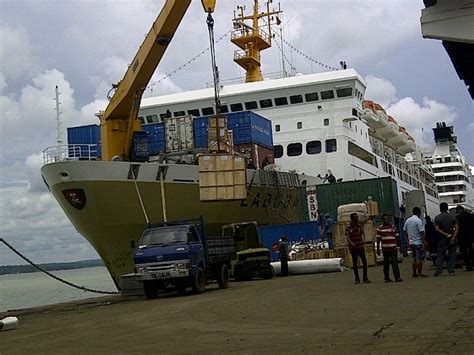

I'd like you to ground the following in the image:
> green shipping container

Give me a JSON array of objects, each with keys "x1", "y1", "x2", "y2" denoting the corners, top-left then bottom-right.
[{"x1": 315, "y1": 177, "x2": 400, "y2": 220}]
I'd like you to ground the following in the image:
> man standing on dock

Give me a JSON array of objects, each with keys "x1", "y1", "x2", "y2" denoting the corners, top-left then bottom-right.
[
  {"x1": 403, "y1": 207, "x2": 427, "y2": 278},
  {"x1": 345, "y1": 213, "x2": 370, "y2": 284},
  {"x1": 434, "y1": 202, "x2": 458, "y2": 276},
  {"x1": 376, "y1": 214, "x2": 402, "y2": 282},
  {"x1": 278, "y1": 236, "x2": 289, "y2": 277}
]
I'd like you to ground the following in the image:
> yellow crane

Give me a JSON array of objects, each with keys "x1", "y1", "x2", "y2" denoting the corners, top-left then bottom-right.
[{"x1": 100, "y1": 0, "x2": 216, "y2": 161}]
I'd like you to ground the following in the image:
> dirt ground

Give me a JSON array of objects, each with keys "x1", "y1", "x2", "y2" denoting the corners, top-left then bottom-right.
[{"x1": 1, "y1": 260, "x2": 473, "y2": 354}]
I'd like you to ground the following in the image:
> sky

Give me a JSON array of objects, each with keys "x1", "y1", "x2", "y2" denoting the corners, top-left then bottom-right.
[{"x1": 0, "y1": 0, "x2": 473, "y2": 266}]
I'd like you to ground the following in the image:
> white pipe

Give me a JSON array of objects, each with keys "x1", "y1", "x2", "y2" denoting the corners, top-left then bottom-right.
[
  {"x1": 0, "y1": 317, "x2": 18, "y2": 331},
  {"x1": 271, "y1": 258, "x2": 345, "y2": 276}
]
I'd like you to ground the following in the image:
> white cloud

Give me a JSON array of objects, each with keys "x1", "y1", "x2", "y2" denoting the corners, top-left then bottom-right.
[
  {"x1": 468, "y1": 123, "x2": 474, "y2": 131},
  {"x1": 387, "y1": 97, "x2": 457, "y2": 146},
  {"x1": 0, "y1": 73, "x2": 6, "y2": 94},
  {"x1": 0, "y1": 25, "x2": 38, "y2": 80},
  {"x1": 364, "y1": 75, "x2": 397, "y2": 107}
]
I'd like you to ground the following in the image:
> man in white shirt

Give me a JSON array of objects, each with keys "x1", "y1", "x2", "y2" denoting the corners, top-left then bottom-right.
[{"x1": 403, "y1": 207, "x2": 427, "y2": 278}]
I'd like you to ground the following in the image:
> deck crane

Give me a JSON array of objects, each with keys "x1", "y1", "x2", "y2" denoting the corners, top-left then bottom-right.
[{"x1": 100, "y1": 0, "x2": 217, "y2": 161}]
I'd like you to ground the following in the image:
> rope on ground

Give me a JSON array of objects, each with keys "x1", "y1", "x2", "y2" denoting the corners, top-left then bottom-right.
[{"x1": 0, "y1": 237, "x2": 120, "y2": 295}]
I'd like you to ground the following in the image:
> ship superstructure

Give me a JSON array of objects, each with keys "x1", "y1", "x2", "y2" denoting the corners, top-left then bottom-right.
[
  {"x1": 424, "y1": 122, "x2": 474, "y2": 211},
  {"x1": 139, "y1": 69, "x2": 439, "y2": 216}
]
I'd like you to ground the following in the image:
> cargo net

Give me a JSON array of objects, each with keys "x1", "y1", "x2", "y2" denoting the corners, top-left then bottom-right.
[
  {"x1": 0, "y1": 238, "x2": 119, "y2": 295},
  {"x1": 258, "y1": 170, "x2": 300, "y2": 188}
]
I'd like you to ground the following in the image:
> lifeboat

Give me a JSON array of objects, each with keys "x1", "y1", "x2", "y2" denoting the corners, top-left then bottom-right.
[
  {"x1": 376, "y1": 115, "x2": 398, "y2": 139},
  {"x1": 362, "y1": 101, "x2": 386, "y2": 130},
  {"x1": 398, "y1": 134, "x2": 416, "y2": 154},
  {"x1": 389, "y1": 125, "x2": 409, "y2": 146}
]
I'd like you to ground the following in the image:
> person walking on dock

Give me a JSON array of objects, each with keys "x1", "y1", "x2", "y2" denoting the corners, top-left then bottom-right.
[
  {"x1": 278, "y1": 236, "x2": 289, "y2": 277},
  {"x1": 376, "y1": 214, "x2": 402, "y2": 282},
  {"x1": 345, "y1": 213, "x2": 370, "y2": 284},
  {"x1": 403, "y1": 207, "x2": 427, "y2": 278},
  {"x1": 455, "y1": 205, "x2": 474, "y2": 271},
  {"x1": 434, "y1": 202, "x2": 458, "y2": 276}
]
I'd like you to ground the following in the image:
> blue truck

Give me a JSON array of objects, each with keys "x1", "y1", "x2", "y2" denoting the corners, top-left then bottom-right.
[{"x1": 133, "y1": 218, "x2": 236, "y2": 299}]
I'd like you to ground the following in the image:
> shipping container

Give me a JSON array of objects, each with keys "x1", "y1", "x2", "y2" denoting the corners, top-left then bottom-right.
[
  {"x1": 315, "y1": 177, "x2": 400, "y2": 220},
  {"x1": 142, "y1": 122, "x2": 166, "y2": 155},
  {"x1": 193, "y1": 111, "x2": 273, "y2": 149},
  {"x1": 67, "y1": 124, "x2": 101, "y2": 159},
  {"x1": 258, "y1": 221, "x2": 320, "y2": 261},
  {"x1": 234, "y1": 143, "x2": 274, "y2": 169},
  {"x1": 131, "y1": 132, "x2": 150, "y2": 162},
  {"x1": 165, "y1": 115, "x2": 194, "y2": 152}
]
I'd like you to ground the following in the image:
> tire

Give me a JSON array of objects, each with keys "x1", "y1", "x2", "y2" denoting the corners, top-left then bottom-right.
[
  {"x1": 216, "y1": 264, "x2": 230, "y2": 289},
  {"x1": 191, "y1": 267, "x2": 206, "y2": 294},
  {"x1": 262, "y1": 265, "x2": 274, "y2": 279},
  {"x1": 143, "y1": 281, "x2": 158, "y2": 300}
]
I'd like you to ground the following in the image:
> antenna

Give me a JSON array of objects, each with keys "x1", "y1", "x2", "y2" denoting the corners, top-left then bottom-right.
[{"x1": 54, "y1": 85, "x2": 63, "y2": 145}]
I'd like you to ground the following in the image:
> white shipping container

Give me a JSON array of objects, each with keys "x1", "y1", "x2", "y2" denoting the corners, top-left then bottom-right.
[{"x1": 164, "y1": 115, "x2": 194, "y2": 152}]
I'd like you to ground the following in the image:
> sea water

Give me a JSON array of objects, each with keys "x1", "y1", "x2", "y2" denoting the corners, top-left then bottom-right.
[{"x1": 0, "y1": 267, "x2": 117, "y2": 312}]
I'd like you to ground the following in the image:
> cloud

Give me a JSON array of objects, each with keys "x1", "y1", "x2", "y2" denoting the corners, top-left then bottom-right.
[
  {"x1": 0, "y1": 25, "x2": 37, "y2": 80},
  {"x1": 387, "y1": 97, "x2": 457, "y2": 146},
  {"x1": 364, "y1": 75, "x2": 397, "y2": 107}
]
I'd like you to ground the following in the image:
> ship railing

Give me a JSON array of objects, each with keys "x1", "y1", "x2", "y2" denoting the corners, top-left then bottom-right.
[{"x1": 42, "y1": 144, "x2": 100, "y2": 164}]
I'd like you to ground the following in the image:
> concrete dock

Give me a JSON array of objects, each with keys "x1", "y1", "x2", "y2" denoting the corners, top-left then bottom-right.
[{"x1": 1, "y1": 260, "x2": 473, "y2": 353}]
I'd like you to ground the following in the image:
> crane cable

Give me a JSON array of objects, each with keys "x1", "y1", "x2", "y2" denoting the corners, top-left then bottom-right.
[
  {"x1": 0, "y1": 237, "x2": 120, "y2": 295},
  {"x1": 206, "y1": 12, "x2": 221, "y2": 115}
]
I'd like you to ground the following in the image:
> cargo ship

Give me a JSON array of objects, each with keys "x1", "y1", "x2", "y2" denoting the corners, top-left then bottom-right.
[{"x1": 41, "y1": 0, "x2": 438, "y2": 288}]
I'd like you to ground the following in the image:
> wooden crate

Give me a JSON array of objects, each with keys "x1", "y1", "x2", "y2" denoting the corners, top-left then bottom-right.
[
  {"x1": 333, "y1": 222, "x2": 349, "y2": 247},
  {"x1": 363, "y1": 221, "x2": 376, "y2": 243}
]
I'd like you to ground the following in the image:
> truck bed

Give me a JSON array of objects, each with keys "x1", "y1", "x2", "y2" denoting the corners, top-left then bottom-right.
[{"x1": 206, "y1": 236, "x2": 236, "y2": 264}]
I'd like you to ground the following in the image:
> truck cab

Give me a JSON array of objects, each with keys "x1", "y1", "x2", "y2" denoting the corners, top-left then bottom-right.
[{"x1": 134, "y1": 218, "x2": 235, "y2": 299}]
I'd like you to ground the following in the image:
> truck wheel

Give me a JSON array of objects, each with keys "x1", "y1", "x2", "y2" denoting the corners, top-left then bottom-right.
[
  {"x1": 217, "y1": 264, "x2": 230, "y2": 289},
  {"x1": 191, "y1": 267, "x2": 206, "y2": 294},
  {"x1": 143, "y1": 281, "x2": 158, "y2": 300},
  {"x1": 262, "y1": 265, "x2": 274, "y2": 279}
]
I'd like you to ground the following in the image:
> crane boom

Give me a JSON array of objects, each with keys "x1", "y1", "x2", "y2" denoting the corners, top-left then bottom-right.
[{"x1": 101, "y1": 0, "x2": 213, "y2": 161}]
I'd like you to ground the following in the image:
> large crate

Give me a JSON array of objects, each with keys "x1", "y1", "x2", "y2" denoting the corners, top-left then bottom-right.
[
  {"x1": 334, "y1": 243, "x2": 376, "y2": 268},
  {"x1": 198, "y1": 154, "x2": 247, "y2": 201}
]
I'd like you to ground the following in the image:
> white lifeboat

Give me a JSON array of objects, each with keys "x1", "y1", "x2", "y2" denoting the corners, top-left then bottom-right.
[
  {"x1": 376, "y1": 115, "x2": 398, "y2": 139},
  {"x1": 398, "y1": 134, "x2": 416, "y2": 154},
  {"x1": 362, "y1": 101, "x2": 386, "y2": 130},
  {"x1": 389, "y1": 125, "x2": 409, "y2": 146}
]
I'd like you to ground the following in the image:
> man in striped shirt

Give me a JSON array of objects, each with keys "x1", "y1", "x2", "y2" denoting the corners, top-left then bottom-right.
[
  {"x1": 376, "y1": 214, "x2": 402, "y2": 282},
  {"x1": 345, "y1": 213, "x2": 370, "y2": 284}
]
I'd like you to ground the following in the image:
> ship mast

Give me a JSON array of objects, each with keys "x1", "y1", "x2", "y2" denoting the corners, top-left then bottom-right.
[
  {"x1": 231, "y1": 0, "x2": 282, "y2": 83},
  {"x1": 54, "y1": 85, "x2": 63, "y2": 145}
]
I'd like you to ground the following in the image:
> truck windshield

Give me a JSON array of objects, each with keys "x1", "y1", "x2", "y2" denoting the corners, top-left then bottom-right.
[{"x1": 139, "y1": 226, "x2": 188, "y2": 247}]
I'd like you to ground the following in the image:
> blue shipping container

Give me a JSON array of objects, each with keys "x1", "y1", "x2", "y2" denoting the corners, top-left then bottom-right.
[
  {"x1": 258, "y1": 221, "x2": 320, "y2": 261},
  {"x1": 193, "y1": 111, "x2": 273, "y2": 149},
  {"x1": 142, "y1": 122, "x2": 166, "y2": 155},
  {"x1": 67, "y1": 124, "x2": 101, "y2": 158}
]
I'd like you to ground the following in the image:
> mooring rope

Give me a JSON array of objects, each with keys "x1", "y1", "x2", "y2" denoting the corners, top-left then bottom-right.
[{"x1": 0, "y1": 238, "x2": 120, "y2": 295}]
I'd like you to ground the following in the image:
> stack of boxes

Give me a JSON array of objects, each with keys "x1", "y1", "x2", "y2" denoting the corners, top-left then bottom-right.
[
  {"x1": 198, "y1": 153, "x2": 247, "y2": 201},
  {"x1": 332, "y1": 202, "x2": 379, "y2": 268},
  {"x1": 207, "y1": 115, "x2": 233, "y2": 153}
]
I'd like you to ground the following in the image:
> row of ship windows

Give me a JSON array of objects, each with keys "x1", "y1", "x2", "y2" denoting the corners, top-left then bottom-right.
[
  {"x1": 275, "y1": 119, "x2": 331, "y2": 132},
  {"x1": 427, "y1": 157, "x2": 462, "y2": 164},
  {"x1": 432, "y1": 166, "x2": 464, "y2": 173},
  {"x1": 139, "y1": 88, "x2": 354, "y2": 124},
  {"x1": 438, "y1": 185, "x2": 467, "y2": 193},
  {"x1": 435, "y1": 175, "x2": 470, "y2": 183},
  {"x1": 273, "y1": 139, "x2": 338, "y2": 158}
]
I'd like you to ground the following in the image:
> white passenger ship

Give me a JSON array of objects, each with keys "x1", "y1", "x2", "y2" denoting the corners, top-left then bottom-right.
[{"x1": 424, "y1": 122, "x2": 474, "y2": 211}]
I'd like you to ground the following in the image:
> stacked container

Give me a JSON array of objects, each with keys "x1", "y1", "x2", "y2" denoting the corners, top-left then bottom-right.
[
  {"x1": 67, "y1": 124, "x2": 101, "y2": 159},
  {"x1": 142, "y1": 122, "x2": 166, "y2": 155}
]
